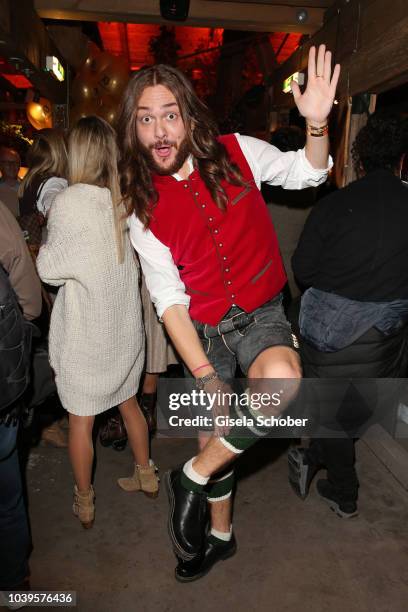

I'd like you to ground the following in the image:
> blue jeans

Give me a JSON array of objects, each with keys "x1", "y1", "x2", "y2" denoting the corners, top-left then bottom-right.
[
  {"x1": 0, "y1": 422, "x2": 30, "y2": 589},
  {"x1": 300, "y1": 288, "x2": 408, "y2": 352}
]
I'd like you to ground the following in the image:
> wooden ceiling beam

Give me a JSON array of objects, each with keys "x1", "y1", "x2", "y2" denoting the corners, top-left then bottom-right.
[
  {"x1": 34, "y1": 0, "x2": 326, "y2": 34},
  {"x1": 206, "y1": 0, "x2": 331, "y2": 6}
]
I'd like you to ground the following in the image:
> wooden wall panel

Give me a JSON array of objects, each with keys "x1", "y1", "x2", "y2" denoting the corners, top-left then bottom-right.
[
  {"x1": 348, "y1": 15, "x2": 408, "y2": 95},
  {"x1": 335, "y1": 0, "x2": 359, "y2": 62},
  {"x1": 359, "y1": 0, "x2": 407, "y2": 48}
]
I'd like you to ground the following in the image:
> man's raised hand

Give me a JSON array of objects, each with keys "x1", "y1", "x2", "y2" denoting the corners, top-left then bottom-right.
[{"x1": 291, "y1": 44, "x2": 341, "y2": 125}]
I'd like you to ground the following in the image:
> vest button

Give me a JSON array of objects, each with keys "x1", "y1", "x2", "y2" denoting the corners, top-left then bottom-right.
[
  {"x1": 195, "y1": 192, "x2": 199, "y2": 196},
  {"x1": 227, "y1": 280, "x2": 232, "y2": 285},
  {"x1": 231, "y1": 294, "x2": 236, "y2": 299},
  {"x1": 218, "y1": 243, "x2": 223, "y2": 247},
  {"x1": 183, "y1": 184, "x2": 188, "y2": 188},
  {"x1": 223, "y1": 256, "x2": 227, "y2": 260},
  {"x1": 225, "y1": 268, "x2": 230, "y2": 273},
  {"x1": 202, "y1": 204, "x2": 206, "y2": 208},
  {"x1": 214, "y1": 229, "x2": 219, "y2": 234},
  {"x1": 209, "y1": 217, "x2": 213, "y2": 221}
]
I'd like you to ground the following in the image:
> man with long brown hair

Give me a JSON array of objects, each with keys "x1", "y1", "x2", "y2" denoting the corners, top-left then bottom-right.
[{"x1": 118, "y1": 44, "x2": 340, "y2": 581}]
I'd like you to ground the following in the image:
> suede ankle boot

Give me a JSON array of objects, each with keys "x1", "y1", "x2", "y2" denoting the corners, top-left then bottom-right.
[
  {"x1": 73, "y1": 484, "x2": 95, "y2": 529},
  {"x1": 40, "y1": 422, "x2": 68, "y2": 448},
  {"x1": 117, "y1": 460, "x2": 159, "y2": 498}
]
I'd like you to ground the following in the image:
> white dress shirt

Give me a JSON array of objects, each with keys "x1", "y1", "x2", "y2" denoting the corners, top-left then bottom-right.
[{"x1": 129, "y1": 134, "x2": 333, "y2": 319}]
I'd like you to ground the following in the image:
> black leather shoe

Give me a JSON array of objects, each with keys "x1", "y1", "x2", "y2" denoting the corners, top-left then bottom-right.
[
  {"x1": 288, "y1": 447, "x2": 321, "y2": 500},
  {"x1": 164, "y1": 468, "x2": 208, "y2": 561},
  {"x1": 317, "y1": 479, "x2": 358, "y2": 518},
  {"x1": 175, "y1": 534, "x2": 237, "y2": 582}
]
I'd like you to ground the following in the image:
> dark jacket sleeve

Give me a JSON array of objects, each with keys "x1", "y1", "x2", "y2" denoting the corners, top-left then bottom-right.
[{"x1": 0, "y1": 201, "x2": 42, "y2": 320}]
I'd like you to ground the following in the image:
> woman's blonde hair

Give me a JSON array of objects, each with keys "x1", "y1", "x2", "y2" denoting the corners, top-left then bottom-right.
[
  {"x1": 68, "y1": 116, "x2": 125, "y2": 263},
  {"x1": 18, "y1": 128, "x2": 67, "y2": 197}
]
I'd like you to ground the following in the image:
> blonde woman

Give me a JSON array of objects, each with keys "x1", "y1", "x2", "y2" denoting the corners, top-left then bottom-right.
[
  {"x1": 18, "y1": 129, "x2": 68, "y2": 447},
  {"x1": 37, "y1": 116, "x2": 158, "y2": 529},
  {"x1": 18, "y1": 129, "x2": 68, "y2": 253}
]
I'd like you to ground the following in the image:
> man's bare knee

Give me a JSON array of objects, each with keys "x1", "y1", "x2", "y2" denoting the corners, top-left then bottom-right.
[
  {"x1": 264, "y1": 361, "x2": 302, "y2": 379},
  {"x1": 249, "y1": 346, "x2": 302, "y2": 379}
]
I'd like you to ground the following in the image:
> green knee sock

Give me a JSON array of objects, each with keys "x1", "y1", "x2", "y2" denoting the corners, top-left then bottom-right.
[{"x1": 206, "y1": 468, "x2": 235, "y2": 502}]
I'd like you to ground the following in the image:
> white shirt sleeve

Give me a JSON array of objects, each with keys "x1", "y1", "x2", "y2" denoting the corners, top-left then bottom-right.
[
  {"x1": 128, "y1": 214, "x2": 190, "y2": 319},
  {"x1": 236, "y1": 133, "x2": 333, "y2": 190},
  {"x1": 36, "y1": 177, "x2": 68, "y2": 216}
]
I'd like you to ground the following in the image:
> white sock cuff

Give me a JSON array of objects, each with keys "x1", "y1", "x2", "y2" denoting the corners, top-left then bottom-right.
[
  {"x1": 219, "y1": 437, "x2": 244, "y2": 454},
  {"x1": 208, "y1": 470, "x2": 234, "y2": 484},
  {"x1": 183, "y1": 457, "x2": 210, "y2": 486},
  {"x1": 210, "y1": 526, "x2": 233, "y2": 541},
  {"x1": 208, "y1": 491, "x2": 232, "y2": 502}
]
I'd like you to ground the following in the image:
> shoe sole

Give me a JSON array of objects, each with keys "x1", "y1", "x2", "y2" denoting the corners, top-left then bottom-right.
[
  {"x1": 117, "y1": 485, "x2": 158, "y2": 498},
  {"x1": 73, "y1": 512, "x2": 94, "y2": 529},
  {"x1": 288, "y1": 448, "x2": 316, "y2": 500},
  {"x1": 318, "y1": 492, "x2": 359, "y2": 519},
  {"x1": 164, "y1": 471, "x2": 197, "y2": 562},
  {"x1": 143, "y1": 490, "x2": 159, "y2": 499},
  {"x1": 175, "y1": 544, "x2": 237, "y2": 583}
]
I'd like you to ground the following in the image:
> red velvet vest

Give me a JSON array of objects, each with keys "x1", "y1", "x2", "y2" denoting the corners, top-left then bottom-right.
[{"x1": 149, "y1": 134, "x2": 287, "y2": 325}]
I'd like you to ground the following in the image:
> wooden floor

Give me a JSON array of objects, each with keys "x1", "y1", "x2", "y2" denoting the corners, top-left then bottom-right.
[{"x1": 25, "y1": 434, "x2": 408, "y2": 612}]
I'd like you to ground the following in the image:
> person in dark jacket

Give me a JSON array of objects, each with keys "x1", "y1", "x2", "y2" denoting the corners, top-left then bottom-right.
[
  {"x1": 288, "y1": 112, "x2": 408, "y2": 518},
  {"x1": 0, "y1": 201, "x2": 41, "y2": 597}
]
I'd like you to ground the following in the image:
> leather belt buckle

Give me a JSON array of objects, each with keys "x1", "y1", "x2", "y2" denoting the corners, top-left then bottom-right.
[
  {"x1": 195, "y1": 310, "x2": 255, "y2": 339},
  {"x1": 219, "y1": 312, "x2": 253, "y2": 334},
  {"x1": 232, "y1": 312, "x2": 254, "y2": 332}
]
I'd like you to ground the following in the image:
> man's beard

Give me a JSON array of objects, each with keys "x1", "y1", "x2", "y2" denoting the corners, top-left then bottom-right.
[{"x1": 139, "y1": 137, "x2": 191, "y2": 176}]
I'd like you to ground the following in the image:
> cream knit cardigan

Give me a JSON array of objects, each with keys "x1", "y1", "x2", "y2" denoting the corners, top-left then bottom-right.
[{"x1": 37, "y1": 183, "x2": 145, "y2": 415}]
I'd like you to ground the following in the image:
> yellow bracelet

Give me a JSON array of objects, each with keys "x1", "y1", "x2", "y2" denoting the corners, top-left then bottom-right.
[{"x1": 306, "y1": 123, "x2": 329, "y2": 137}]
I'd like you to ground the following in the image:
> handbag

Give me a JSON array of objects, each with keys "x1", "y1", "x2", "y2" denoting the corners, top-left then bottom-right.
[{"x1": 18, "y1": 212, "x2": 44, "y2": 247}]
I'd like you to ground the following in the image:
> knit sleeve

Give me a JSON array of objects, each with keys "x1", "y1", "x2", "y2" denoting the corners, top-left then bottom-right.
[{"x1": 36, "y1": 190, "x2": 91, "y2": 286}]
